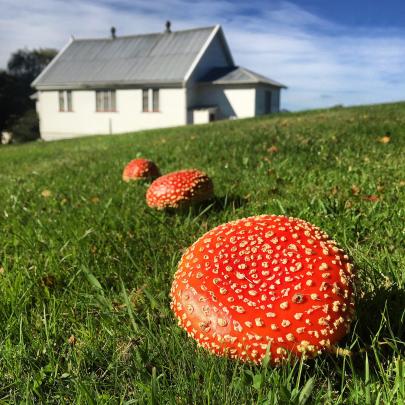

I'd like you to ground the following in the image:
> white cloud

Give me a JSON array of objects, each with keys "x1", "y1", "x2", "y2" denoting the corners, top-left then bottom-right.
[{"x1": 0, "y1": 0, "x2": 404, "y2": 110}]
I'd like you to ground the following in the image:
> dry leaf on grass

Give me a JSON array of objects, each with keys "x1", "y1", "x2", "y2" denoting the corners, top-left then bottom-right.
[
  {"x1": 363, "y1": 194, "x2": 380, "y2": 202},
  {"x1": 351, "y1": 185, "x2": 360, "y2": 195},
  {"x1": 41, "y1": 275, "x2": 56, "y2": 287},
  {"x1": 378, "y1": 135, "x2": 391, "y2": 144},
  {"x1": 68, "y1": 335, "x2": 77, "y2": 346},
  {"x1": 41, "y1": 189, "x2": 52, "y2": 198},
  {"x1": 378, "y1": 132, "x2": 391, "y2": 143},
  {"x1": 267, "y1": 145, "x2": 279, "y2": 154}
]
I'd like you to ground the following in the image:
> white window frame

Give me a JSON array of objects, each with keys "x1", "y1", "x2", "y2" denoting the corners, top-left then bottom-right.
[
  {"x1": 142, "y1": 88, "x2": 159, "y2": 112},
  {"x1": 152, "y1": 88, "x2": 159, "y2": 112},
  {"x1": 96, "y1": 90, "x2": 117, "y2": 112},
  {"x1": 59, "y1": 90, "x2": 73, "y2": 112},
  {"x1": 142, "y1": 88, "x2": 149, "y2": 112}
]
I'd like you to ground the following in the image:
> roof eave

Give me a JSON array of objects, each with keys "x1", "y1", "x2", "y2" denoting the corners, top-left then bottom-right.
[
  {"x1": 199, "y1": 80, "x2": 287, "y2": 88},
  {"x1": 35, "y1": 80, "x2": 185, "y2": 90},
  {"x1": 31, "y1": 37, "x2": 74, "y2": 88}
]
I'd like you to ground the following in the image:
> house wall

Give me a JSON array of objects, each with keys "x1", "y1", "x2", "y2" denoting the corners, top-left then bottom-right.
[
  {"x1": 188, "y1": 86, "x2": 256, "y2": 122},
  {"x1": 38, "y1": 88, "x2": 187, "y2": 140},
  {"x1": 193, "y1": 110, "x2": 211, "y2": 124},
  {"x1": 255, "y1": 86, "x2": 281, "y2": 115}
]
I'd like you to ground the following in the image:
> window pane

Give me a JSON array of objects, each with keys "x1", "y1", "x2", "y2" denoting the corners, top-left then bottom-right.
[
  {"x1": 59, "y1": 91, "x2": 65, "y2": 111},
  {"x1": 142, "y1": 89, "x2": 148, "y2": 112},
  {"x1": 96, "y1": 91, "x2": 102, "y2": 111},
  {"x1": 96, "y1": 90, "x2": 116, "y2": 111},
  {"x1": 103, "y1": 91, "x2": 109, "y2": 111},
  {"x1": 110, "y1": 90, "x2": 116, "y2": 111},
  {"x1": 107, "y1": 90, "x2": 111, "y2": 111},
  {"x1": 67, "y1": 91, "x2": 72, "y2": 111},
  {"x1": 152, "y1": 89, "x2": 159, "y2": 112}
]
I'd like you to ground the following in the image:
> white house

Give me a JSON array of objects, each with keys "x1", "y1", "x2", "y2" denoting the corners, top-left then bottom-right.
[{"x1": 32, "y1": 23, "x2": 286, "y2": 141}]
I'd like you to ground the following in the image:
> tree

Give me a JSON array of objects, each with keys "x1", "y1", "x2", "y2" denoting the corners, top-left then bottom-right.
[
  {"x1": 7, "y1": 48, "x2": 57, "y2": 81},
  {"x1": 0, "y1": 70, "x2": 25, "y2": 132},
  {"x1": 0, "y1": 47, "x2": 57, "y2": 142}
]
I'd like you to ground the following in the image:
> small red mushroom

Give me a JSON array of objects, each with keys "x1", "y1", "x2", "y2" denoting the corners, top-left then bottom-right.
[
  {"x1": 122, "y1": 158, "x2": 160, "y2": 182},
  {"x1": 170, "y1": 215, "x2": 355, "y2": 365},
  {"x1": 146, "y1": 169, "x2": 214, "y2": 209}
]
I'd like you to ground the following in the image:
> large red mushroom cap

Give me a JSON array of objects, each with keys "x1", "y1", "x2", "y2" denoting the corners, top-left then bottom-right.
[
  {"x1": 170, "y1": 215, "x2": 355, "y2": 365},
  {"x1": 122, "y1": 158, "x2": 160, "y2": 182},
  {"x1": 146, "y1": 169, "x2": 214, "y2": 209}
]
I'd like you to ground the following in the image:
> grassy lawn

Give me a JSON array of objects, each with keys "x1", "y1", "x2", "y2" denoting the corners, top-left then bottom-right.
[{"x1": 0, "y1": 102, "x2": 404, "y2": 403}]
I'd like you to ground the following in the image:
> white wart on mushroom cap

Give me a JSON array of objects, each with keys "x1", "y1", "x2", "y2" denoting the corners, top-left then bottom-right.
[
  {"x1": 146, "y1": 169, "x2": 213, "y2": 209},
  {"x1": 170, "y1": 215, "x2": 355, "y2": 364}
]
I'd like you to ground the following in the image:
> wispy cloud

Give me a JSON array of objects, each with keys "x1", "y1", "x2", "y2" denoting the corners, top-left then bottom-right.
[{"x1": 0, "y1": 0, "x2": 404, "y2": 110}]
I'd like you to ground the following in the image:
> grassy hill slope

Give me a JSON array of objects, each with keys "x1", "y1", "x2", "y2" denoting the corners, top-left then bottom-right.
[{"x1": 0, "y1": 103, "x2": 404, "y2": 403}]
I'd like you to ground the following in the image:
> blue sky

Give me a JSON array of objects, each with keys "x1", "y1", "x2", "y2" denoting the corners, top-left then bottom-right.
[
  {"x1": 1, "y1": 0, "x2": 405, "y2": 110},
  {"x1": 288, "y1": 1, "x2": 405, "y2": 28}
]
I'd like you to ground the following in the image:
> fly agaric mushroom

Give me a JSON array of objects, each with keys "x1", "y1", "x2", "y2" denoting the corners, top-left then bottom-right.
[
  {"x1": 122, "y1": 158, "x2": 160, "y2": 182},
  {"x1": 146, "y1": 169, "x2": 213, "y2": 209},
  {"x1": 170, "y1": 215, "x2": 355, "y2": 364}
]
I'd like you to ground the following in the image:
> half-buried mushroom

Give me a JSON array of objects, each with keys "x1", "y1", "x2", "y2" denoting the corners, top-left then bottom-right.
[
  {"x1": 146, "y1": 169, "x2": 214, "y2": 209},
  {"x1": 122, "y1": 158, "x2": 160, "y2": 182},
  {"x1": 170, "y1": 215, "x2": 355, "y2": 364}
]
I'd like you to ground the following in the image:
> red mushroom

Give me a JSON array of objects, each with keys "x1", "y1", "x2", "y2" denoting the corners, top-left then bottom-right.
[
  {"x1": 122, "y1": 158, "x2": 160, "y2": 182},
  {"x1": 170, "y1": 215, "x2": 355, "y2": 364},
  {"x1": 146, "y1": 169, "x2": 214, "y2": 209}
]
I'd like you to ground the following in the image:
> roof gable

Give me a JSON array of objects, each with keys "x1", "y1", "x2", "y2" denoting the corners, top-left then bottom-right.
[
  {"x1": 33, "y1": 26, "x2": 218, "y2": 89},
  {"x1": 184, "y1": 26, "x2": 234, "y2": 84},
  {"x1": 199, "y1": 66, "x2": 287, "y2": 88}
]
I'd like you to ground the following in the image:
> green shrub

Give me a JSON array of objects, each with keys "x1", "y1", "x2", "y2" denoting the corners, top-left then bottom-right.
[{"x1": 9, "y1": 108, "x2": 40, "y2": 143}]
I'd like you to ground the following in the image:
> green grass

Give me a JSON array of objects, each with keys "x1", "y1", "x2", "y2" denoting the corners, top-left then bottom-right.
[{"x1": 0, "y1": 102, "x2": 404, "y2": 404}]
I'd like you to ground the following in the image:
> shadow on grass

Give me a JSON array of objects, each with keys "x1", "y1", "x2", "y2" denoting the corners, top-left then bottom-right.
[
  {"x1": 161, "y1": 194, "x2": 248, "y2": 217},
  {"x1": 355, "y1": 284, "x2": 405, "y2": 347},
  {"x1": 322, "y1": 284, "x2": 405, "y2": 376},
  {"x1": 207, "y1": 195, "x2": 249, "y2": 212},
  {"x1": 312, "y1": 285, "x2": 405, "y2": 397},
  {"x1": 194, "y1": 194, "x2": 248, "y2": 213}
]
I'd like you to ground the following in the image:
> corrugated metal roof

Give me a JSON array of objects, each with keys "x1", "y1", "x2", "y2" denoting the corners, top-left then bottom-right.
[
  {"x1": 199, "y1": 66, "x2": 287, "y2": 88},
  {"x1": 33, "y1": 26, "x2": 216, "y2": 89}
]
